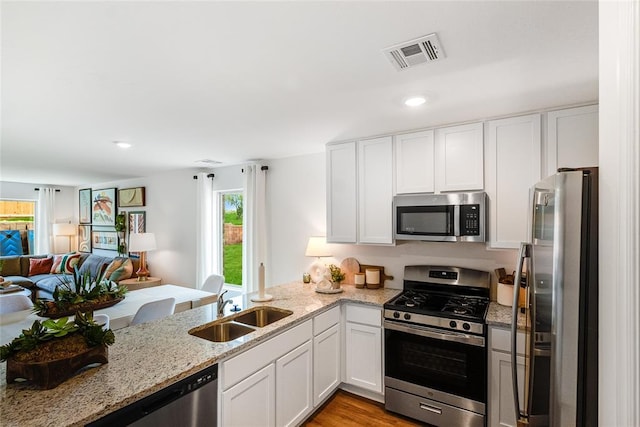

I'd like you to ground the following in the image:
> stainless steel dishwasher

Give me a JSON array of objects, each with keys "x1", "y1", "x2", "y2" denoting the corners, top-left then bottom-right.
[{"x1": 88, "y1": 364, "x2": 217, "y2": 427}]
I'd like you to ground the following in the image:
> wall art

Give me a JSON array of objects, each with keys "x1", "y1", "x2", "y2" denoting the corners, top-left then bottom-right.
[
  {"x1": 118, "y1": 187, "x2": 145, "y2": 208},
  {"x1": 92, "y1": 230, "x2": 117, "y2": 251},
  {"x1": 78, "y1": 225, "x2": 91, "y2": 253},
  {"x1": 79, "y1": 188, "x2": 92, "y2": 224},
  {"x1": 92, "y1": 188, "x2": 116, "y2": 226}
]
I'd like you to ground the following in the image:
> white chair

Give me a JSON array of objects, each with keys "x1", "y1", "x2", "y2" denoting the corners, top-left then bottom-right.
[
  {"x1": 93, "y1": 314, "x2": 110, "y2": 330},
  {"x1": 0, "y1": 294, "x2": 34, "y2": 315},
  {"x1": 130, "y1": 297, "x2": 176, "y2": 326},
  {"x1": 201, "y1": 274, "x2": 225, "y2": 295}
]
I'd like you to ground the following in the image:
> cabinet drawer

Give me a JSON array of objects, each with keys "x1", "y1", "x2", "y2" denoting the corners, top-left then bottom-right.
[
  {"x1": 490, "y1": 326, "x2": 526, "y2": 356},
  {"x1": 222, "y1": 320, "x2": 312, "y2": 390},
  {"x1": 313, "y1": 306, "x2": 340, "y2": 336},
  {"x1": 345, "y1": 304, "x2": 381, "y2": 327}
]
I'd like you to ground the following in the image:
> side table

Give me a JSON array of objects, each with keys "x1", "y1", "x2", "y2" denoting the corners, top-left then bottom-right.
[{"x1": 119, "y1": 277, "x2": 162, "y2": 291}]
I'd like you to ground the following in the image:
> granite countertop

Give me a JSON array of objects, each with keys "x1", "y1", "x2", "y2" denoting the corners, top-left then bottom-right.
[
  {"x1": 0, "y1": 282, "x2": 400, "y2": 427},
  {"x1": 486, "y1": 301, "x2": 528, "y2": 330}
]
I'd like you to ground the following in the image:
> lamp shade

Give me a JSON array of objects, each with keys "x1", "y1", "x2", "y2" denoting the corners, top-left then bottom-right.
[
  {"x1": 305, "y1": 236, "x2": 332, "y2": 258},
  {"x1": 53, "y1": 223, "x2": 77, "y2": 236},
  {"x1": 129, "y1": 233, "x2": 157, "y2": 252}
]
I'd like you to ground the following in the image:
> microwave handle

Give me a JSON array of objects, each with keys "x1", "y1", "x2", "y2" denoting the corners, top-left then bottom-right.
[{"x1": 453, "y1": 205, "x2": 460, "y2": 237}]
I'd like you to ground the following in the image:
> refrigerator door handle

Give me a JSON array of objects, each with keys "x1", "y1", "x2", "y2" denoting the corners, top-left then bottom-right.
[{"x1": 511, "y1": 242, "x2": 531, "y2": 423}]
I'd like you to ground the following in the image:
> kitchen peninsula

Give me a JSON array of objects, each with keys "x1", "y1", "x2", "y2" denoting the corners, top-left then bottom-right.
[{"x1": 0, "y1": 282, "x2": 400, "y2": 427}]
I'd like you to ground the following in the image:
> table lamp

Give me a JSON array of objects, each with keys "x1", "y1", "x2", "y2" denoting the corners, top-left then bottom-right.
[
  {"x1": 129, "y1": 232, "x2": 156, "y2": 281},
  {"x1": 305, "y1": 236, "x2": 332, "y2": 283},
  {"x1": 53, "y1": 223, "x2": 77, "y2": 253}
]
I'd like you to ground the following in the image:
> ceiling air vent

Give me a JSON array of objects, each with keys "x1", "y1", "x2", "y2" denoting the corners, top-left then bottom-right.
[{"x1": 383, "y1": 33, "x2": 446, "y2": 71}]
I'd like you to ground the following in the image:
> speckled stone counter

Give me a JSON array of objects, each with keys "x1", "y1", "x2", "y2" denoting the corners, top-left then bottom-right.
[
  {"x1": 486, "y1": 301, "x2": 528, "y2": 330},
  {"x1": 0, "y1": 282, "x2": 400, "y2": 427}
]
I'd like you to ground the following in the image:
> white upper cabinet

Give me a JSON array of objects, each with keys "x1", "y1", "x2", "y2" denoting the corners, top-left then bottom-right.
[
  {"x1": 326, "y1": 142, "x2": 357, "y2": 243},
  {"x1": 546, "y1": 105, "x2": 598, "y2": 177},
  {"x1": 358, "y1": 136, "x2": 394, "y2": 244},
  {"x1": 395, "y1": 130, "x2": 435, "y2": 194},
  {"x1": 435, "y1": 122, "x2": 484, "y2": 192},
  {"x1": 485, "y1": 114, "x2": 541, "y2": 249}
]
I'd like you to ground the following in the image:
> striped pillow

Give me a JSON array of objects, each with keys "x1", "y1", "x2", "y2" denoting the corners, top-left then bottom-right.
[{"x1": 51, "y1": 253, "x2": 82, "y2": 274}]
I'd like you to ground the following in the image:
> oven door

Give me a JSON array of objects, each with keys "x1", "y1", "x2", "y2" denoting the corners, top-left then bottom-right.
[{"x1": 384, "y1": 321, "x2": 487, "y2": 406}]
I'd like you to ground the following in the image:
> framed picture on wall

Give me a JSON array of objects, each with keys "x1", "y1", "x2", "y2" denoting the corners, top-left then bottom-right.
[
  {"x1": 118, "y1": 187, "x2": 145, "y2": 208},
  {"x1": 78, "y1": 225, "x2": 91, "y2": 252},
  {"x1": 128, "y1": 211, "x2": 146, "y2": 257},
  {"x1": 92, "y1": 188, "x2": 116, "y2": 226},
  {"x1": 79, "y1": 188, "x2": 92, "y2": 224},
  {"x1": 92, "y1": 230, "x2": 118, "y2": 251}
]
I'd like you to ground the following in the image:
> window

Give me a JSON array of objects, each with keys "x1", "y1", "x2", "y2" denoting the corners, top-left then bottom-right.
[
  {"x1": 221, "y1": 192, "x2": 243, "y2": 287},
  {"x1": 0, "y1": 200, "x2": 36, "y2": 255}
]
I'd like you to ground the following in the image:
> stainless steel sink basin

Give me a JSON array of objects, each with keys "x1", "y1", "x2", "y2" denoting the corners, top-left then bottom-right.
[
  {"x1": 189, "y1": 321, "x2": 255, "y2": 342},
  {"x1": 232, "y1": 306, "x2": 293, "y2": 327}
]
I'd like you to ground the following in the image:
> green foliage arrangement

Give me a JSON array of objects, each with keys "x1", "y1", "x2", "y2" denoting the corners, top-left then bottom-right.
[
  {"x1": 0, "y1": 311, "x2": 115, "y2": 362},
  {"x1": 327, "y1": 264, "x2": 345, "y2": 284},
  {"x1": 33, "y1": 266, "x2": 127, "y2": 318}
]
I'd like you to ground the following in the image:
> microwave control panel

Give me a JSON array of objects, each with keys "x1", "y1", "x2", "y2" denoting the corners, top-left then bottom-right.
[{"x1": 460, "y1": 205, "x2": 480, "y2": 236}]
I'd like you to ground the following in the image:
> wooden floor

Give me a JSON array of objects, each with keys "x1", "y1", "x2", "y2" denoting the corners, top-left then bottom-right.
[{"x1": 303, "y1": 390, "x2": 422, "y2": 427}]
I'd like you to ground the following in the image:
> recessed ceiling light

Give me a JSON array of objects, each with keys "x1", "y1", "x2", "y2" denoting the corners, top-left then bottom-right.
[
  {"x1": 404, "y1": 96, "x2": 427, "y2": 107},
  {"x1": 113, "y1": 141, "x2": 132, "y2": 149}
]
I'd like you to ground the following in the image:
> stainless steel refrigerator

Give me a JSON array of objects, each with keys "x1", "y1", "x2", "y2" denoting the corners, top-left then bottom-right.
[{"x1": 510, "y1": 167, "x2": 598, "y2": 427}]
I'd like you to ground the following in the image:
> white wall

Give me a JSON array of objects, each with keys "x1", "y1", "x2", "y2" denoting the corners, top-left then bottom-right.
[
  {"x1": 0, "y1": 181, "x2": 77, "y2": 253},
  {"x1": 86, "y1": 168, "x2": 201, "y2": 287},
  {"x1": 266, "y1": 152, "x2": 517, "y2": 294}
]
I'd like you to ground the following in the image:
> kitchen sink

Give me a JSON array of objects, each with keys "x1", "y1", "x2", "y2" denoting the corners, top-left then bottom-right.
[
  {"x1": 231, "y1": 306, "x2": 293, "y2": 327},
  {"x1": 189, "y1": 321, "x2": 255, "y2": 343}
]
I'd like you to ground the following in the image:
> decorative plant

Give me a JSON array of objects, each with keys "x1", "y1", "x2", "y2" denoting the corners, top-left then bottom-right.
[
  {"x1": 115, "y1": 213, "x2": 127, "y2": 255},
  {"x1": 327, "y1": 264, "x2": 345, "y2": 284},
  {"x1": 33, "y1": 266, "x2": 127, "y2": 317},
  {"x1": 0, "y1": 311, "x2": 115, "y2": 362}
]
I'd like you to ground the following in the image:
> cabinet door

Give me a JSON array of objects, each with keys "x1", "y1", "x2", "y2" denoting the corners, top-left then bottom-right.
[
  {"x1": 489, "y1": 350, "x2": 525, "y2": 427},
  {"x1": 435, "y1": 122, "x2": 484, "y2": 192},
  {"x1": 327, "y1": 142, "x2": 357, "y2": 243},
  {"x1": 344, "y1": 322, "x2": 382, "y2": 393},
  {"x1": 276, "y1": 340, "x2": 313, "y2": 427},
  {"x1": 223, "y1": 363, "x2": 276, "y2": 427},
  {"x1": 546, "y1": 105, "x2": 598, "y2": 177},
  {"x1": 313, "y1": 323, "x2": 341, "y2": 406},
  {"x1": 358, "y1": 136, "x2": 394, "y2": 244},
  {"x1": 486, "y1": 114, "x2": 541, "y2": 248},
  {"x1": 395, "y1": 130, "x2": 435, "y2": 194}
]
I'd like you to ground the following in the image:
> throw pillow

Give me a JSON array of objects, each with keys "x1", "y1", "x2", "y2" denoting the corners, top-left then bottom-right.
[
  {"x1": 50, "y1": 253, "x2": 82, "y2": 274},
  {"x1": 103, "y1": 257, "x2": 133, "y2": 282},
  {"x1": 28, "y1": 257, "x2": 54, "y2": 276},
  {"x1": 0, "y1": 256, "x2": 21, "y2": 276}
]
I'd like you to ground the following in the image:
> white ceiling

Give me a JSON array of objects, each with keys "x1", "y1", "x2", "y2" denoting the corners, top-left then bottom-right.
[{"x1": 0, "y1": 1, "x2": 598, "y2": 186}]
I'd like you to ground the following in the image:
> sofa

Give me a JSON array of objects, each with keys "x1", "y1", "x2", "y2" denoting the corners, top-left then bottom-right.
[{"x1": 0, "y1": 253, "x2": 142, "y2": 300}]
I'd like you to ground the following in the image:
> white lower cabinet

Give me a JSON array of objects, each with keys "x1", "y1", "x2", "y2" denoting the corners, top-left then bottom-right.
[
  {"x1": 223, "y1": 363, "x2": 276, "y2": 427},
  {"x1": 276, "y1": 341, "x2": 313, "y2": 427},
  {"x1": 344, "y1": 305, "x2": 382, "y2": 394},
  {"x1": 488, "y1": 327, "x2": 526, "y2": 427},
  {"x1": 313, "y1": 323, "x2": 341, "y2": 405}
]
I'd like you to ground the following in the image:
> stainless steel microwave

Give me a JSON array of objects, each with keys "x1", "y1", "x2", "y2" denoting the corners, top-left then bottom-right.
[{"x1": 393, "y1": 192, "x2": 487, "y2": 242}]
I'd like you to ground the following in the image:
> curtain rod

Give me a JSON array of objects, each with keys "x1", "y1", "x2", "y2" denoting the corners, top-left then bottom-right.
[
  {"x1": 193, "y1": 173, "x2": 215, "y2": 180},
  {"x1": 241, "y1": 165, "x2": 269, "y2": 173},
  {"x1": 34, "y1": 188, "x2": 61, "y2": 192}
]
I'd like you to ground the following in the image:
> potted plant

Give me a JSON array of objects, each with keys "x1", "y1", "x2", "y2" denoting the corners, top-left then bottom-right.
[
  {"x1": 33, "y1": 267, "x2": 127, "y2": 318},
  {"x1": 1, "y1": 312, "x2": 115, "y2": 389},
  {"x1": 327, "y1": 264, "x2": 345, "y2": 289}
]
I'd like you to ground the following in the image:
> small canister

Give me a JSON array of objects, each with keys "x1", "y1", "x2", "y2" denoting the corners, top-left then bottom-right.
[
  {"x1": 365, "y1": 268, "x2": 380, "y2": 289},
  {"x1": 354, "y1": 273, "x2": 365, "y2": 288},
  {"x1": 302, "y1": 273, "x2": 311, "y2": 283}
]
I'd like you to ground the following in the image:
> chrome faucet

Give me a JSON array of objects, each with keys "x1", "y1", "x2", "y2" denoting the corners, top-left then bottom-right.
[{"x1": 217, "y1": 290, "x2": 232, "y2": 317}]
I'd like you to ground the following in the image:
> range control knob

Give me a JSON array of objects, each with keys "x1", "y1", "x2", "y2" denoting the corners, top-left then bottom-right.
[
  {"x1": 449, "y1": 320, "x2": 457, "y2": 329},
  {"x1": 404, "y1": 313, "x2": 411, "y2": 320},
  {"x1": 393, "y1": 312, "x2": 400, "y2": 319},
  {"x1": 462, "y1": 323, "x2": 471, "y2": 331}
]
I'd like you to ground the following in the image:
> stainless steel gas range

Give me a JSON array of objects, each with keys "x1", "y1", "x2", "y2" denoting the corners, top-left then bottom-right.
[{"x1": 384, "y1": 265, "x2": 491, "y2": 427}]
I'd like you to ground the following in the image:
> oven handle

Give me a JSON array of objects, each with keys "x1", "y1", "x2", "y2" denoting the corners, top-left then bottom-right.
[{"x1": 383, "y1": 320, "x2": 485, "y2": 347}]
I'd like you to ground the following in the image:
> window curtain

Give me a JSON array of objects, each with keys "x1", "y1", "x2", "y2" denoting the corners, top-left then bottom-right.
[
  {"x1": 35, "y1": 188, "x2": 56, "y2": 255},
  {"x1": 195, "y1": 173, "x2": 220, "y2": 288},
  {"x1": 242, "y1": 164, "x2": 268, "y2": 294}
]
